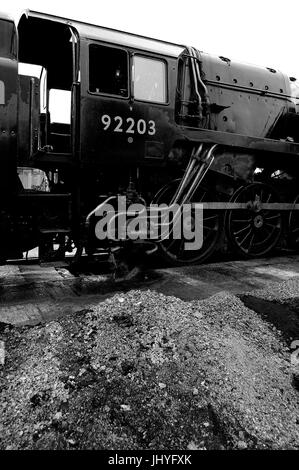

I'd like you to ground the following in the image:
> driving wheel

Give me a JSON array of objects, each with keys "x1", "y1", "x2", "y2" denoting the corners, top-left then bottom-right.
[{"x1": 225, "y1": 182, "x2": 283, "y2": 257}]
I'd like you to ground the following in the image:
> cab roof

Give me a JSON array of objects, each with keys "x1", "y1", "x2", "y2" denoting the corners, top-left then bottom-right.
[
  {"x1": 25, "y1": 9, "x2": 185, "y2": 57},
  {"x1": 0, "y1": 11, "x2": 15, "y2": 22}
]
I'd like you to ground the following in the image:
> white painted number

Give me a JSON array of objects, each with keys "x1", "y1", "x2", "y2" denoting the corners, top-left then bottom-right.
[
  {"x1": 100, "y1": 115, "x2": 156, "y2": 136},
  {"x1": 137, "y1": 119, "x2": 146, "y2": 135},
  {"x1": 101, "y1": 114, "x2": 111, "y2": 130},
  {"x1": 126, "y1": 117, "x2": 135, "y2": 134},
  {"x1": 148, "y1": 120, "x2": 156, "y2": 136},
  {"x1": 114, "y1": 116, "x2": 123, "y2": 133}
]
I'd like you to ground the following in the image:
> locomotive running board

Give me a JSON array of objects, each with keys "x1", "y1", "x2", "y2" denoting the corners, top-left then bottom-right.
[{"x1": 194, "y1": 202, "x2": 299, "y2": 210}]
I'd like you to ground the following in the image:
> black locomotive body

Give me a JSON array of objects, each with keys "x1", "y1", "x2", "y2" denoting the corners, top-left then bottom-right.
[{"x1": 1, "y1": 10, "x2": 299, "y2": 266}]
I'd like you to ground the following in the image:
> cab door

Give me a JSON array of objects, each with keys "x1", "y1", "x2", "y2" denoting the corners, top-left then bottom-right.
[{"x1": 80, "y1": 40, "x2": 136, "y2": 168}]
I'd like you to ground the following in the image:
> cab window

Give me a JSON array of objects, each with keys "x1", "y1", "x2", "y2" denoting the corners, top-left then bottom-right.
[
  {"x1": 0, "y1": 20, "x2": 17, "y2": 58},
  {"x1": 89, "y1": 44, "x2": 128, "y2": 97},
  {"x1": 133, "y1": 56, "x2": 167, "y2": 103}
]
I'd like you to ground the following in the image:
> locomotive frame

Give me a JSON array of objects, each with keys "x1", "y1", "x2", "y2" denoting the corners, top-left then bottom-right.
[{"x1": 1, "y1": 9, "x2": 299, "y2": 269}]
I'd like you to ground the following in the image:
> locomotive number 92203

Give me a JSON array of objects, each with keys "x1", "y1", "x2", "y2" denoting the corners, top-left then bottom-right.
[{"x1": 100, "y1": 114, "x2": 156, "y2": 136}]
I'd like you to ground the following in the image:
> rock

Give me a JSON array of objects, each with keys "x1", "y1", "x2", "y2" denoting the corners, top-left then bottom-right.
[
  {"x1": 67, "y1": 439, "x2": 76, "y2": 446},
  {"x1": 54, "y1": 411, "x2": 63, "y2": 421},
  {"x1": 121, "y1": 360, "x2": 134, "y2": 375},
  {"x1": 237, "y1": 440, "x2": 248, "y2": 450},
  {"x1": 187, "y1": 441, "x2": 199, "y2": 450},
  {"x1": 112, "y1": 313, "x2": 134, "y2": 327},
  {"x1": 0, "y1": 322, "x2": 13, "y2": 334},
  {"x1": 30, "y1": 391, "x2": 49, "y2": 407},
  {"x1": 158, "y1": 382, "x2": 166, "y2": 389},
  {"x1": 0, "y1": 341, "x2": 5, "y2": 366},
  {"x1": 120, "y1": 404, "x2": 131, "y2": 411}
]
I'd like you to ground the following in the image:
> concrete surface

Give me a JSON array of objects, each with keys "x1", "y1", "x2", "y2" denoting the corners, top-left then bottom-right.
[{"x1": 0, "y1": 254, "x2": 299, "y2": 326}]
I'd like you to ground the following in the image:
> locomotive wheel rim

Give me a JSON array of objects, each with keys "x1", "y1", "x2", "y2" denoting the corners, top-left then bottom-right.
[
  {"x1": 152, "y1": 180, "x2": 223, "y2": 265},
  {"x1": 225, "y1": 182, "x2": 283, "y2": 257},
  {"x1": 288, "y1": 194, "x2": 299, "y2": 249}
]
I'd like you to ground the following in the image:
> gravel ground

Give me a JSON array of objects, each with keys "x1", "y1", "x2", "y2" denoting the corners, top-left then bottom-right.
[
  {"x1": 0, "y1": 289, "x2": 298, "y2": 450},
  {"x1": 246, "y1": 278, "x2": 299, "y2": 302}
]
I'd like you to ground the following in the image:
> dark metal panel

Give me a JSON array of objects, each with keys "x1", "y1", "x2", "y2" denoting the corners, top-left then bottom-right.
[
  {"x1": 0, "y1": 19, "x2": 18, "y2": 205},
  {"x1": 199, "y1": 51, "x2": 292, "y2": 138},
  {"x1": 0, "y1": 18, "x2": 17, "y2": 59},
  {"x1": 18, "y1": 75, "x2": 40, "y2": 164},
  {"x1": 181, "y1": 126, "x2": 299, "y2": 155}
]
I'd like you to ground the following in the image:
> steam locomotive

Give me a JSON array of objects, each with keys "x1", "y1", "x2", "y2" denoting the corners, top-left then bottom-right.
[{"x1": 1, "y1": 9, "x2": 299, "y2": 270}]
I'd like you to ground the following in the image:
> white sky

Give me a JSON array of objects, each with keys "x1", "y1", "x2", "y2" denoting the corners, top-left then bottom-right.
[{"x1": 5, "y1": 0, "x2": 299, "y2": 77}]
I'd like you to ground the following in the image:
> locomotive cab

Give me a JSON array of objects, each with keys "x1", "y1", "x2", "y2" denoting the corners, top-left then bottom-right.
[{"x1": 16, "y1": 11, "x2": 184, "y2": 202}]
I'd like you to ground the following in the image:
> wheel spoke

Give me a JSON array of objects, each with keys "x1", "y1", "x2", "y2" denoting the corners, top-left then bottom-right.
[
  {"x1": 233, "y1": 218, "x2": 251, "y2": 223},
  {"x1": 203, "y1": 215, "x2": 218, "y2": 222},
  {"x1": 265, "y1": 222, "x2": 280, "y2": 230},
  {"x1": 233, "y1": 224, "x2": 251, "y2": 236},
  {"x1": 238, "y1": 228, "x2": 252, "y2": 248},
  {"x1": 264, "y1": 213, "x2": 280, "y2": 221},
  {"x1": 164, "y1": 238, "x2": 179, "y2": 250},
  {"x1": 263, "y1": 223, "x2": 275, "y2": 234},
  {"x1": 199, "y1": 192, "x2": 207, "y2": 202},
  {"x1": 247, "y1": 233, "x2": 255, "y2": 252},
  {"x1": 203, "y1": 225, "x2": 217, "y2": 232},
  {"x1": 177, "y1": 239, "x2": 185, "y2": 256}
]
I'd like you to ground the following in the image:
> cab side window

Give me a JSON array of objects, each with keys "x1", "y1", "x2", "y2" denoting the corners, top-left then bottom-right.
[
  {"x1": 133, "y1": 56, "x2": 167, "y2": 103},
  {"x1": 0, "y1": 20, "x2": 17, "y2": 59},
  {"x1": 89, "y1": 44, "x2": 128, "y2": 97}
]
